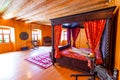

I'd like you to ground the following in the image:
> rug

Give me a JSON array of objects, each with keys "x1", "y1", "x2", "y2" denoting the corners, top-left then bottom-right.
[{"x1": 25, "y1": 52, "x2": 52, "y2": 69}]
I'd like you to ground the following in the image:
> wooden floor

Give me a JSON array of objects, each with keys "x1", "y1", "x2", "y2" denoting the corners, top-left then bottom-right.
[{"x1": 0, "y1": 47, "x2": 99, "y2": 80}]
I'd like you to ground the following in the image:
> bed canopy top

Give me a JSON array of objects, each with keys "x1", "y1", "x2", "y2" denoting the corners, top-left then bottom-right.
[{"x1": 50, "y1": 6, "x2": 115, "y2": 27}]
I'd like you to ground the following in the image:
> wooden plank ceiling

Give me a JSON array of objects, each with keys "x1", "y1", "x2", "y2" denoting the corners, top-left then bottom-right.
[{"x1": 0, "y1": 0, "x2": 115, "y2": 25}]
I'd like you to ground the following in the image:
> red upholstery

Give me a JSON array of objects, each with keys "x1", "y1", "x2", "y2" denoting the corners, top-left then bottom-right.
[
  {"x1": 60, "y1": 48, "x2": 103, "y2": 65},
  {"x1": 60, "y1": 48, "x2": 87, "y2": 61}
]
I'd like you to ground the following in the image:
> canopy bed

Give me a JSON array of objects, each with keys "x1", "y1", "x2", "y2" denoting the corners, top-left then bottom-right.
[{"x1": 50, "y1": 6, "x2": 116, "y2": 76}]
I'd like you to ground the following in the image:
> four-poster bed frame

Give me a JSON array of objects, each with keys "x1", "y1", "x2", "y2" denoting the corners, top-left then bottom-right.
[{"x1": 50, "y1": 6, "x2": 116, "y2": 74}]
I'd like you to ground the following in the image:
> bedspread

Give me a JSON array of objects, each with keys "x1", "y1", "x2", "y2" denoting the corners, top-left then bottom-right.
[{"x1": 60, "y1": 48, "x2": 103, "y2": 64}]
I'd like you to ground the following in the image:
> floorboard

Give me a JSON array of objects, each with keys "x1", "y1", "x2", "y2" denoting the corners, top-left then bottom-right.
[{"x1": 0, "y1": 47, "x2": 99, "y2": 80}]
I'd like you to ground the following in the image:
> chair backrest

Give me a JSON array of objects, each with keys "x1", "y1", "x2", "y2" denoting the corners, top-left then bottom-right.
[
  {"x1": 43, "y1": 36, "x2": 52, "y2": 46},
  {"x1": 31, "y1": 40, "x2": 39, "y2": 47}
]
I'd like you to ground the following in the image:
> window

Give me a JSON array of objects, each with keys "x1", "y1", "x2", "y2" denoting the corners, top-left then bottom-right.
[
  {"x1": 32, "y1": 30, "x2": 38, "y2": 40},
  {"x1": 61, "y1": 29, "x2": 67, "y2": 41},
  {"x1": 32, "y1": 29, "x2": 41, "y2": 41},
  {"x1": 0, "y1": 28, "x2": 11, "y2": 43},
  {"x1": 0, "y1": 35, "x2": 2, "y2": 43},
  {"x1": 63, "y1": 31, "x2": 67, "y2": 40},
  {"x1": 60, "y1": 29, "x2": 68, "y2": 45}
]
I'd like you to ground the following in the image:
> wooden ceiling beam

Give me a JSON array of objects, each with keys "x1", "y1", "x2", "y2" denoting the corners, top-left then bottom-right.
[
  {"x1": 33, "y1": 0, "x2": 105, "y2": 17},
  {"x1": 16, "y1": 0, "x2": 45, "y2": 17},
  {"x1": 21, "y1": 0, "x2": 109, "y2": 21},
  {"x1": 17, "y1": 0, "x2": 89, "y2": 19},
  {"x1": 0, "y1": 0, "x2": 115, "y2": 25},
  {"x1": 16, "y1": 0, "x2": 57, "y2": 18},
  {"x1": 2, "y1": 0, "x2": 29, "y2": 19},
  {"x1": 24, "y1": 3, "x2": 108, "y2": 25}
]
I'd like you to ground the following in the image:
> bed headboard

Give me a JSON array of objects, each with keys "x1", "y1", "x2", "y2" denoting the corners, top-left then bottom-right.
[{"x1": 50, "y1": 6, "x2": 116, "y2": 71}]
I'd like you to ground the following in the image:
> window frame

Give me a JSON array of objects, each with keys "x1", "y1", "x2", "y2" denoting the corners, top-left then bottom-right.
[
  {"x1": 0, "y1": 28, "x2": 11, "y2": 43},
  {"x1": 63, "y1": 30, "x2": 67, "y2": 40},
  {"x1": 32, "y1": 30, "x2": 40, "y2": 41}
]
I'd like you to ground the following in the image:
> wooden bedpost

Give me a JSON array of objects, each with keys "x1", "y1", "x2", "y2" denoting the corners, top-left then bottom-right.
[{"x1": 51, "y1": 24, "x2": 56, "y2": 65}]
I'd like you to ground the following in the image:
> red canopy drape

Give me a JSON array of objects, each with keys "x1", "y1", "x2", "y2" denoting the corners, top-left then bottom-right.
[
  {"x1": 54, "y1": 24, "x2": 62, "y2": 58},
  {"x1": 84, "y1": 19, "x2": 106, "y2": 67},
  {"x1": 72, "y1": 27, "x2": 80, "y2": 47},
  {"x1": 84, "y1": 19, "x2": 106, "y2": 55}
]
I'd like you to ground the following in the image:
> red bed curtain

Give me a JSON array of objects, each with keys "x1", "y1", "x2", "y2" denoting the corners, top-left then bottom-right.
[
  {"x1": 72, "y1": 27, "x2": 80, "y2": 47},
  {"x1": 84, "y1": 19, "x2": 106, "y2": 67},
  {"x1": 54, "y1": 24, "x2": 62, "y2": 58},
  {"x1": 84, "y1": 19, "x2": 106, "y2": 55}
]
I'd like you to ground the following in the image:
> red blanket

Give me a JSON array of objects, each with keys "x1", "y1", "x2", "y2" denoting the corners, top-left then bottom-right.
[{"x1": 60, "y1": 48, "x2": 103, "y2": 65}]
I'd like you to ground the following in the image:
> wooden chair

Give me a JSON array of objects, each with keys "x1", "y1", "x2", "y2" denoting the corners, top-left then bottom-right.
[{"x1": 31, "y1": 40, "x2": 39, "y2": 49}]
